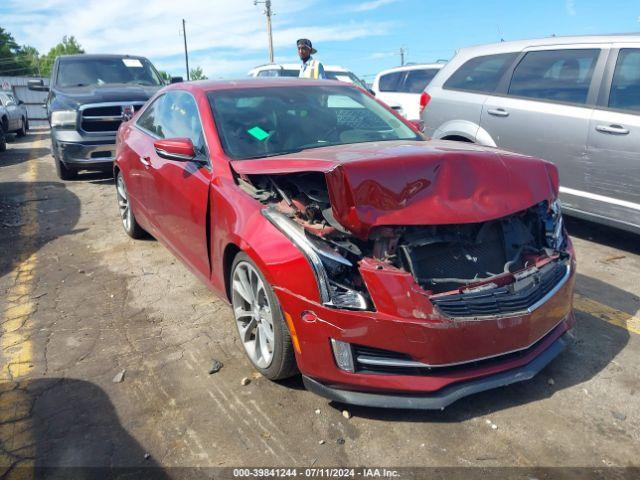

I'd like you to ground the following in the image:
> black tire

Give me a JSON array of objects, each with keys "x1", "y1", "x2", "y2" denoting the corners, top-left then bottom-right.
[
  {"x1": 54, "y1": 154, "x2": 77, "y2": 180},
  {"x1": 115, "y1": 170, "x2": 147, "y2": 239},
  {"x1": 231, "y1": 252, "x2": 298, "y2": 380},
  {"x1": 16, "y1": 118, "x2": 27, "y2": 137},
  {"x1": 0, "y1": 126, "x2": 6, "y2": 153}
]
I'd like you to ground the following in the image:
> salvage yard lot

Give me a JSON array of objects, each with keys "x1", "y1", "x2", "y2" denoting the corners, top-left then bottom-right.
[{"x1": 1, "y1": 130, "x2": 639, "y2": 474}]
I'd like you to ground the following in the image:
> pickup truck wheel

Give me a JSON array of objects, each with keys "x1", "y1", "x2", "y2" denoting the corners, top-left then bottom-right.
[
  {"x1": 54, "y1": 155, "x2": 77, "y2": 180},
  {"x1": 231, "y1": 253, "x2": 298, "y2": 380},
  {"x1": 16, "y1": 118, "x2": 27, "y2": 137},
  {"x1": 115, "y1": 171, "x2": 147, "y2": 239}
]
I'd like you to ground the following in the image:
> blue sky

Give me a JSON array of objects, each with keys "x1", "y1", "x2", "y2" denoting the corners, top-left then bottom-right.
[{"x1": 2, "y1": 0, "x2": 639, "y2": 81}]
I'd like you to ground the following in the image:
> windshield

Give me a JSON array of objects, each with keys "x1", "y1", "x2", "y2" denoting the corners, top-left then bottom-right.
[
  {"x1": 56, "y1": 57, "x2": 163, "y2": 87},
  {"x1": 208, "y1": 85, "x2": 421, "y2": 160}
]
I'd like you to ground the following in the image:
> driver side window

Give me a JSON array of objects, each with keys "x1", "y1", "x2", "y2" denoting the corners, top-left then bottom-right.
[{"x1": 155, "y1": 91, "x2": 207, "y2": 157}]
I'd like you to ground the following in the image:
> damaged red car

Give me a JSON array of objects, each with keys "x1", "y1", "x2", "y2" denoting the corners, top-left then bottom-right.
[{"x1": 114, "y1": 79, "x2": 575, "y2": 409}]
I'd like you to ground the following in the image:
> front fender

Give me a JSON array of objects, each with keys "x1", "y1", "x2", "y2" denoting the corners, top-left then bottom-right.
[{"x1": 209, "y1": 176, "x2": 321, "y2": 304}]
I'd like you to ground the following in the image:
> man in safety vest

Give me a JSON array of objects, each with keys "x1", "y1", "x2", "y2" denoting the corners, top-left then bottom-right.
[{"x1": 297, "y1": 39, "x2": 326, "y2": 79}]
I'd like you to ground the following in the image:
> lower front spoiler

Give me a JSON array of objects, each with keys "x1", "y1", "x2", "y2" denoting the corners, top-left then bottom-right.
[{"x1": 303, "y1": 335, "x2": 567, "y2": 410}]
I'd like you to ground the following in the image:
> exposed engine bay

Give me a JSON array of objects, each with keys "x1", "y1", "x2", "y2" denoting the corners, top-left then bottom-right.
[{"x1": 237, "y1": 171, "x2": 569, "y2": 312}]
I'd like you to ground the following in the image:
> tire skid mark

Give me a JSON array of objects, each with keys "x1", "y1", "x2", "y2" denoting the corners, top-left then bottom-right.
[
  {"x1": 207, "y1": 389, "x2": 256, "y2": 450},
  {"x1": 228, "y1": 389, "x2": 298, "y2": 463},
  {"x1": 210, "y1": 383, "x2": 278, "y2": 458}
]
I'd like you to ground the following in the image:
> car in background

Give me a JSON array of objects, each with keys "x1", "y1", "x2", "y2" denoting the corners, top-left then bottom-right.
[
  {"x1": 113, "y1": 78, "x2": 575, "y2": 409},
  {"x1": 0, "y1": 91, "x2": 29, "y2": 138},
  {"x1": 372, "y1": 63, "x2": 444, "y2": 119},
  {"x1": 248, "y1": 63, "x2": 370, "y2": 90},
  {"x1": 29, "y1": 54, "x2": 173, "y2": 180},
  {"x1": 0, "y1": 103, "x2": 7, "y2": 152},
  {"x1": 421, "y1": 34, "x2": 640, "y2": 234}
]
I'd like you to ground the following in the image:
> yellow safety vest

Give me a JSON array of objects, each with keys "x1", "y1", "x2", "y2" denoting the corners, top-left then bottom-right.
[{"x1": 299, "y1": 59, "x2": 321, "y2": 79}]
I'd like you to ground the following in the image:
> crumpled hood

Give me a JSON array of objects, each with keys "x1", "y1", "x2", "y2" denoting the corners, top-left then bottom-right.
[
  {"x1": 53, "y1": 84, "x2": 160, "y2": 109},
  {"x1": 231, "y1": 140, "x2": 559, "y2": 239}
]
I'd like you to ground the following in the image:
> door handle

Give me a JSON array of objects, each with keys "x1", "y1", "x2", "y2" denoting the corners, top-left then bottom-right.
[
  {"x1": 596, "y1": 124, "x2": 629, "y2": 135},
  {"x1": 487, "y1": 108, "x2": 510, "y2": 117},
  {"x1": 139, "y1": 156, "x2": 151, "y2": 167}
]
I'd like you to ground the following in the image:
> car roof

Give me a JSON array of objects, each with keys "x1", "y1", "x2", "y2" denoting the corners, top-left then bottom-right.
[
  {"x1": 57, "y1": 54, "x2": 150, "y2": 61},
  {"x1": 457, "y1": 33, "x2": 640, "y2": 56},
  {"x1": 168, "y1": 78, "x2": 357, "y2": 93},
  {"x1": 375, "y1": 63, "x2": 445, "y2": 77},
  {"x1": 250, "y1": 63, "x2": 352, "y2": 73}
]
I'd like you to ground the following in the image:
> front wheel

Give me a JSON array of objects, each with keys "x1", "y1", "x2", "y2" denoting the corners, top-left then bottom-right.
[
  {"x1": 231, "y1": 253, "x2": 298, "y2": 380},
  {"x1": 0, "y1": 127, "x2": 6, "y2": 153},
  {"x1": 54, "y1": 155, "x2": 77, "y2": 180},
  {"x1": 16, "y1": 118, "x2": 27, "y2": 137},
  {"x1": 115, "y1": 171, "x2": 147, "y2": 239}
]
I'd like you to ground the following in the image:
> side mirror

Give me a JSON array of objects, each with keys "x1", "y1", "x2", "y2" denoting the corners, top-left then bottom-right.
[
  {"x1": 170, "y1": 76, "x2": 184, "y2": 84},
  {"x1": 368, "y1": 88, "x2": 376, "y2": 96},
  {"x1": 28, "y1": 79, "x2": 49, "y2": 92},
  {"x1": 154, "y1": 138, "x2": 195, "y2": 162},
  {"x1": 408, "y1": 119, "x2": 424, "y2": 132},
  {"x1": 18, "y1": 100, "x2": 25, "y2": 106}
]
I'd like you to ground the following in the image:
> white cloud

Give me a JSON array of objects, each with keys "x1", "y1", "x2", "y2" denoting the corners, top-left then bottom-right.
[
  {"x1": 566, "y1": 0, "x2": 577, "y2": 16},
  {"x1": 3, "y1": 0, "x2": 393, "y2": 77},
  {"x1": 369, "y1": 51, "x2": 396, "y2": 59},
  {"x1": 349, "y1": 0, "x2": 400, "y2": 12}
]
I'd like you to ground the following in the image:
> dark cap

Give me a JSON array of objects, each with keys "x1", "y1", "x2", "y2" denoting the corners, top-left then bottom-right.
[{"x1": 296, "y1": 38, "x2": 317, "y2": 54}]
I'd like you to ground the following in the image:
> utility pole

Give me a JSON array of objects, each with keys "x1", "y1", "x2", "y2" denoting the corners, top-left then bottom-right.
[
  {"x1": 254, "y1": 0, "x2": 275, "y2": 63},
  {"x1": 399, "y1": 47, "x2": 405, "y2": 66},
  {"x1": 182, "y1": 19, "x2": 190, "y2": 81}
]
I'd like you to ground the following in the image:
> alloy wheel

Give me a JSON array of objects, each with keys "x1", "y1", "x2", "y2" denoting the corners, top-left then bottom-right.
[
  {"x1": 231, "y1": 261, "x2": 276, "y2": 369},
  {"x1": 116, "y1": 174, "x2": 132, "y2": 232}
]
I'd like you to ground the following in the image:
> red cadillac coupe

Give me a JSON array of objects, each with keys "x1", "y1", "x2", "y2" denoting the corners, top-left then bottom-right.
[{"x1": 114, "y1": 79, "x2": 575, "y2": 409}]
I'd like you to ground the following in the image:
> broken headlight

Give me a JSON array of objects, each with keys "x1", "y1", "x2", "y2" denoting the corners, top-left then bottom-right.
[
  {"x1": 544, "y1": 199, "x2": 566, "y2": 251},
  {"x1": 263, "y1": 208, "x2": 370, "y2": 310}
]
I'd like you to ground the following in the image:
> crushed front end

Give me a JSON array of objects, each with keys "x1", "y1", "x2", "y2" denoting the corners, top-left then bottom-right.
[{"x1": 238, "y1": 167, "x2": 575, "y2": 409}]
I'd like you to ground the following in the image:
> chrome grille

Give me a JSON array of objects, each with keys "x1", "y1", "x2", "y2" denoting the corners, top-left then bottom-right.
[{"x1": 80, "y1": 102, "x2": 145, "y2": 134}]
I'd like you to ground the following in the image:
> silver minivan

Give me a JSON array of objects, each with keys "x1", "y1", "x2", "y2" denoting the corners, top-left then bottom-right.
[{"x1": 422, "y1": 35, "x2": 640, "y2": 234}]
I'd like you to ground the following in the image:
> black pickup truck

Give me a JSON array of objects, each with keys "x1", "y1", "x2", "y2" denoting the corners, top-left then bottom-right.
[{"x1": 29, "y1": 54, "x2": 180, "y2": 180}]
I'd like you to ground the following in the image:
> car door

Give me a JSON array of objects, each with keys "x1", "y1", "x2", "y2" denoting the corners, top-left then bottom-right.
[
  {"x1": 423, "y1": 52, "x2": 518, "y2": 141},
  {"x1": 585, "y1": 46, "x2": 640, "y2": 229},
  {"x1": 144, "y1": 90, "x2": 212, "y2": 280},
  {"x1": 480, "y1": 47, "x2": 605, "y2": 211},
  {"x1": 123, "y1": 95, "x2": 164, "y2": 226}
]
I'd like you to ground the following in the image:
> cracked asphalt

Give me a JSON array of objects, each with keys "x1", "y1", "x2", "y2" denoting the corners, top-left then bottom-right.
[{"x1": 0, "y1": 129, "x2": 639, "y2": 478}]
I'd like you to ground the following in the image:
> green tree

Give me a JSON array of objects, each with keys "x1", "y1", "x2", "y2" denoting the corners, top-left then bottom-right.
[
  {"x1": 17, "y1": 45, "x2": 41, "y2": 76},
  {"x1": 158, "y1": 70, "x2": 171, "y2": 82},
  {"x1": 189, "y1": 66, "x2": 207, "y2": 80},
  {"x1": 0, "y1": 27, "x2": 26, "y2": 75},
  {"x1": 40, "y1": 36, "x2": 85, "y2": 77}
]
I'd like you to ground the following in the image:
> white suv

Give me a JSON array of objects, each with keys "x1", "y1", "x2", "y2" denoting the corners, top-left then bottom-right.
[{"x1": 372, "y1": 64, "x2": 444, "y2": 119}]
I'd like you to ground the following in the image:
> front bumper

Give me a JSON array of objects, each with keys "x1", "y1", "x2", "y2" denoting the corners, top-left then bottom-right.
[
  {"x1": 304, "y1": 333, "x2": 567, "y2": 410},
  {"x1": 274, "y1": 252, "x2": 575, "y2": 405},
  {"x1": 52, "y1": 128, "x2": 116, "y2": 169}
]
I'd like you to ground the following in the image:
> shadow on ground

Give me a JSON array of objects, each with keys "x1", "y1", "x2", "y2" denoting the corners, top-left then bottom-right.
[
  {"x1": 0, "y1": 181, "x2": 82, "y2": 278},
  {"x1": 0, "y1": 133, "x2": 51, "y2": 169},
  {"x1": 565, "y1": 216, "x2": 640, "y2": 255},
  {"x1": 0, "y1": 378, "x2": 170, "y2": 479},
  {"x1": 327, "y1": 273, "x2": 630, "y2": 422}
]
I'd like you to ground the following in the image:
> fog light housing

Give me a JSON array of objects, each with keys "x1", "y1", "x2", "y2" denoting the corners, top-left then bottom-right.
[{"x1": 330, "y1": 339, "x2": 354, "y2": 373}]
